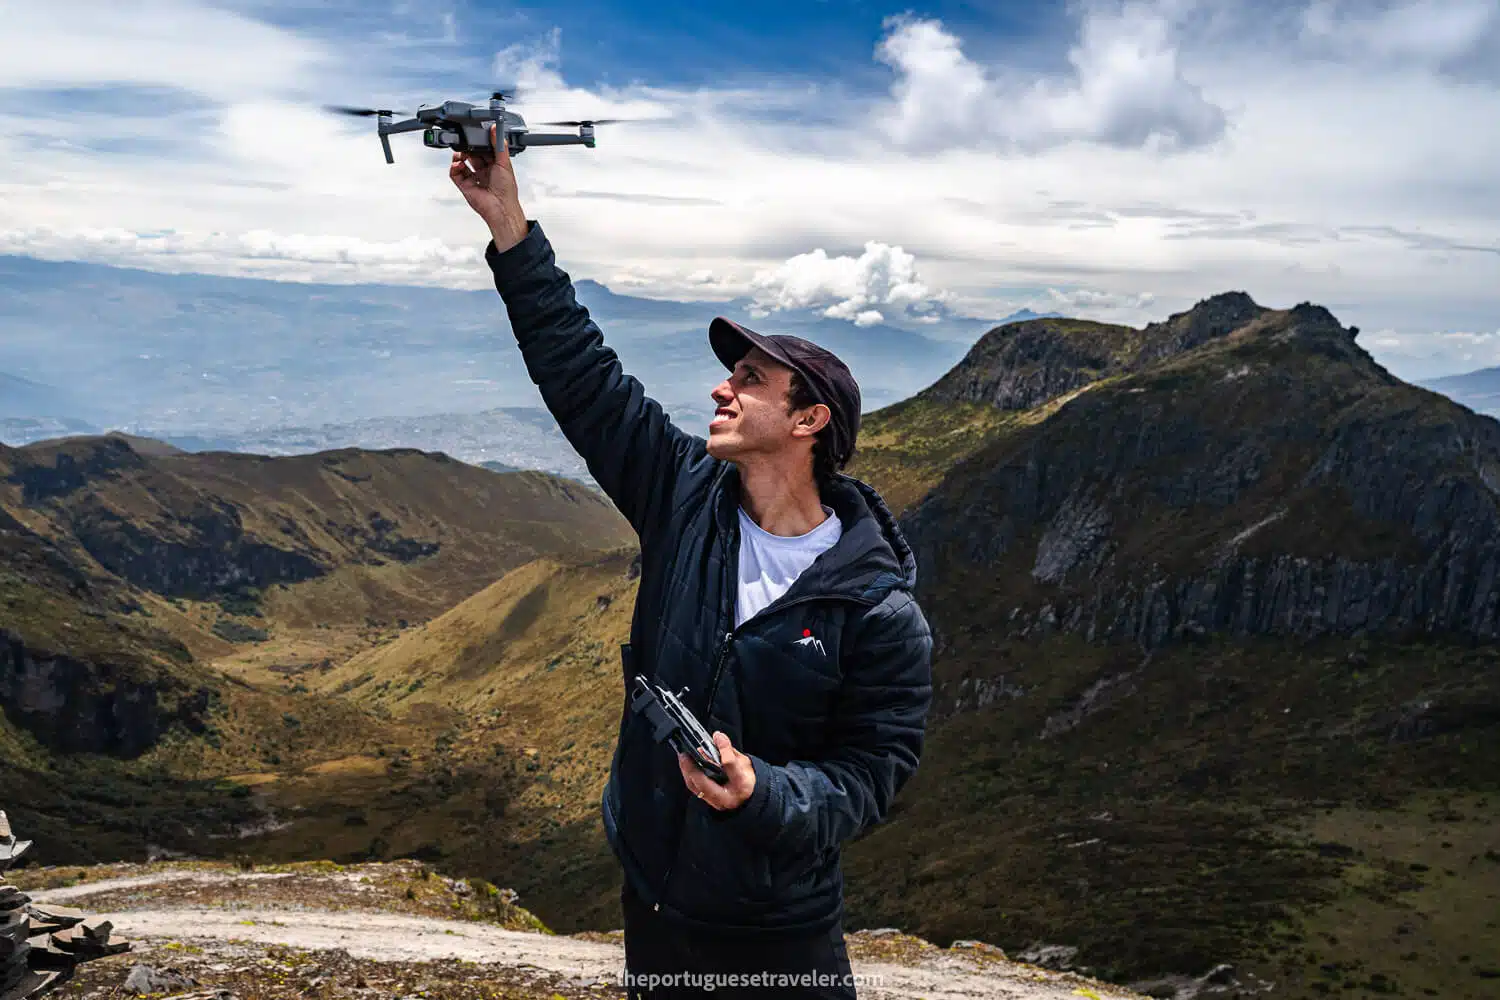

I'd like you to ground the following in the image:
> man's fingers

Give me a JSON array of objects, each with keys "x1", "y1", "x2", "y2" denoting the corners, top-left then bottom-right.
[
  {"x1": 711, "y1": 731, "x2": 738, "y2": 762},
  {"x1": 490, "y1": 123, "x2": 515, "y2": 170}
]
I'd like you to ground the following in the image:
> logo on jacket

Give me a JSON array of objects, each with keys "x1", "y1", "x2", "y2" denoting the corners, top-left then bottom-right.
[{"x1": 794, "y1": 628, "x2": 826, "y2": 656}]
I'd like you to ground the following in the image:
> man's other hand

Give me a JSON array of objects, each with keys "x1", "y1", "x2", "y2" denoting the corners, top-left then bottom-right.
[
  {"x1": 449, "y1": 123, "x2": 528, "y2": 253},
  {"x1": 679, "y1": 732, "x2": 756, "y2": 810}
]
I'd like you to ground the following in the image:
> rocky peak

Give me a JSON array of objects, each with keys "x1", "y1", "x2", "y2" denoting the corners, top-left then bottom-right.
[
  {"x1": 921, "y1": 318, "x2": 1130, "y2": 411},
  {"x1": 1132, "y1": 291, "x2": 1267, "y2": 368},
  {"x1": 1284, "y1": 301, "x2": 1362, "y2": 349},
  {"x1": 1287, "y1": 301, "x2": 1341, "y2": 327},
  {"x1": 1234, "y1": 300, "x2": 1374, "y2": 370},
  {"x1": 921, "y1": 291, "x2": 1278, "y2": 414}
]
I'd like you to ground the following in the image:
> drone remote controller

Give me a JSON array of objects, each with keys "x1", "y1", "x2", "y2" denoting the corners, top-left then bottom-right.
[
  {"x1": 328, "y1": 91, "x2": 631, "y2": 164},
  {"x1": 630, "y1": 674, "x2": 729, "y2": 785}
]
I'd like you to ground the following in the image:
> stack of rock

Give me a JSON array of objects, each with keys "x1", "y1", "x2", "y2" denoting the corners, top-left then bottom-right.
[{"x1": 0, "y1": 811, "x2": 131, "y2": 1000}]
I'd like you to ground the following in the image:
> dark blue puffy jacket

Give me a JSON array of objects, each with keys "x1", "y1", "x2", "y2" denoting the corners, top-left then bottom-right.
[{"x1": 487, "y1": 222, "x2": 933, "y2": 940}]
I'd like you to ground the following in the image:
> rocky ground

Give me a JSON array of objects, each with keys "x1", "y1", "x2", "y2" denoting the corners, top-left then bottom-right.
[{"x1": 11, "y1": 861, "x2": 1151, "y2": 1000}]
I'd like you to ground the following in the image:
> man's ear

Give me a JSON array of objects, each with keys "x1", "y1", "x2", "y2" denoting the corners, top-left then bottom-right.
[{"x1": 792, "y1": 403, "x2": 831, "y2": 439}]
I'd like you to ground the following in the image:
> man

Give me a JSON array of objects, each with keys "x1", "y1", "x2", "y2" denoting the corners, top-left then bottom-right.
[{"x1": 451, "y1": 126, "x2": 933, "y2": 998}]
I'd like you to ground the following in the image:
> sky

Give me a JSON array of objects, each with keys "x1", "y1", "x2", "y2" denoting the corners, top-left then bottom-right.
[{"x1": 1, "y1": 0, "x2": 1498, "y2": 380}]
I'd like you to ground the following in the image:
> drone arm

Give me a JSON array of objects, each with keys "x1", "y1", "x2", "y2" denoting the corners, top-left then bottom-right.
[
  {"x1": 379, "y1": 133, "x2": 393, "y2": 164},
  {"x1": 383, "y1": 118, "x2": 426, "y2": 134},
  {"x1": 513, "y1": 131, "x2": 589, "y2": 147}
]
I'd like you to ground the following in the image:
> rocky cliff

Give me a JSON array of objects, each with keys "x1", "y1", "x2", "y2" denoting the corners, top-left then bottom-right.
[
  {"x1": 0, "y1": 629, "x2": 209, "y2": 756},
  {"x1": 901, "y1": 296, "x2": 1500, "y2": 648}
]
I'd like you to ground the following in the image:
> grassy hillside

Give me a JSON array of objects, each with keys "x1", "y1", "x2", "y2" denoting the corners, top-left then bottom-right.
[
  {"x1": 0, "y1": 435, "x2": 631, "y2": 669},
  {"x1": 207, "y1": 549, "x2": 647, "y2": 931},
  {"x1": 0, "y1": 434, "x2": 633, "y2": 866},
  {"x1": 843, "y1": 634, "x2": 1498, "y2": 996}
]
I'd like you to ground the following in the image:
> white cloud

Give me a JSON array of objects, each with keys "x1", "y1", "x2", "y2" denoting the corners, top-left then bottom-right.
[
  {"x1": 0, "y1": 0, "x2": 325, "y2": 100},
  {"x1": 1300, "y1": 0, "x2": 1499, "y2": 65},
  {"x1": 875, "y1": 3, "x2": 1226, "y2": 151},
  {"x1": 1046, "y1": 287, "x2": 1157, "y2": 312},
  {"x1": 748, "y1": 243, "x2": 951, "y2": 327},
  {"x1": 493, "y1": 26, "x2": 567, "y2": 93},
  {"x1": 874, "y1": 17, "x2": 990, "y2": 137}
]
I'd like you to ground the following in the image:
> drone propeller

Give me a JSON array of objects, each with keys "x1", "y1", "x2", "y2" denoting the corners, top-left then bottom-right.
[
  {"x1": 326, "y1": 105, "x2": 404, "y2": 118},
  {"x1": 538, "y1": 118, "x2": 632, "y2": 127}
]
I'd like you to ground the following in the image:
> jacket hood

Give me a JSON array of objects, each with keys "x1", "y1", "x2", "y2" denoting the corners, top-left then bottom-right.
[{"x1": 713, "y1": 464, "x2": 917, "y2": 606}]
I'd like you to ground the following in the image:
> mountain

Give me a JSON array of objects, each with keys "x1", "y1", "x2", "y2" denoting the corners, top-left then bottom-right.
[
  {"x1": 153, "y1": 408, "x2": 597, "y2": 483},
  {"x1": 895, "y1": 292, "x2": 1499, "y2": 645},
  {"x1": 1423, "y1": 365, "x2": 1500, "y2": 418},
  {"x1": 4, "y1": 406, "x2": 729, "y2": 487},
  {"x1": 0, "y1": 254, "x2": 980, "y2": 436},
  {"x1": 994, "y1": 307, "x2": 1065, "y2": 324},
  {"x1": 840, "y1": 292, "x2": 1500, "y2": 997}
]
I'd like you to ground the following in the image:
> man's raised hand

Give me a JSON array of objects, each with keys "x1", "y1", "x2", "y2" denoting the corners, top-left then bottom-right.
[{"x1": 449, "y1": 123, "x2": 529, "y2": 253}]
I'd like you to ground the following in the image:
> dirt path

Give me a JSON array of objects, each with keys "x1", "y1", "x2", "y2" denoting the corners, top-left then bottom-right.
[
  {"x1": 32, "y1": 870, "x2": 1141, "y2": 1000},
  {"x1": 33, "y1": 870, "x2": 295, "y2": 901}
]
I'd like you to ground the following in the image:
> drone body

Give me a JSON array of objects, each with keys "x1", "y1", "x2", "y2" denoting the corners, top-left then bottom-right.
[{"x1": 331, "y1": 92, "x2": 621, "y2": 164}]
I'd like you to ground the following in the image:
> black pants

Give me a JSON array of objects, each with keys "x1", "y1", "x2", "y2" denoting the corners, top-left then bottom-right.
[{"x1": 620, "y1": 882, "x2": 857, "y2": 998}]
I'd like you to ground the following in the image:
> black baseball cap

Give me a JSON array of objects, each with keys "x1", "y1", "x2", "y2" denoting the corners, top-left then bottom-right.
[{"x1": 709, "y1": 316, "x2": 862, "y2": 468}]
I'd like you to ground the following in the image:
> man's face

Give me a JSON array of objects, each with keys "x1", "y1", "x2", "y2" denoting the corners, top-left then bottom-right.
[{"x1": 705, "y1": 347, "x2": 825, "y2": 463}]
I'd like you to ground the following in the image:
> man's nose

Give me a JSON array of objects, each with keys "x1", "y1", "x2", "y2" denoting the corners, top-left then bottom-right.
[{"x1": 711, "y1": 380, "x2": 733, "y2": 402}]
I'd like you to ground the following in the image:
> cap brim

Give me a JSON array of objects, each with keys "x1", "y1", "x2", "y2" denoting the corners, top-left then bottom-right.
[{"x1": 709, "y1": 317, "x2": 797, "y2": 373}]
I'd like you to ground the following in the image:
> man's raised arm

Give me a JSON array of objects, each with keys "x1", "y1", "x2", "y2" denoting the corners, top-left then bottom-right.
[{"x1": 450, "y1": 125, "x2": 709, "y2": 538}]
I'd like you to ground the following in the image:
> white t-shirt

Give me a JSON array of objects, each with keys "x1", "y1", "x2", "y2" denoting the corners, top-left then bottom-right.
[{"x1": 735, "y1": 504, "x2": 843, "y2": 627}]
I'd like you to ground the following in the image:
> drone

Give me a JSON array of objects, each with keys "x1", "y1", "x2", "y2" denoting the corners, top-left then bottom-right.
[{"x1": 327, "y1": 90, "x2": 627, "y2": 164}]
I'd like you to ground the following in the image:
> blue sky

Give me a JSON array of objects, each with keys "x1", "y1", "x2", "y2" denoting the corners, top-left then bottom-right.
[
  {"x1": 255, "y1": 1, "x2": 1068, "y2": 90},
  {"x1": 2, "y1": 0, "x2": 1499, "y2": 379}
]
